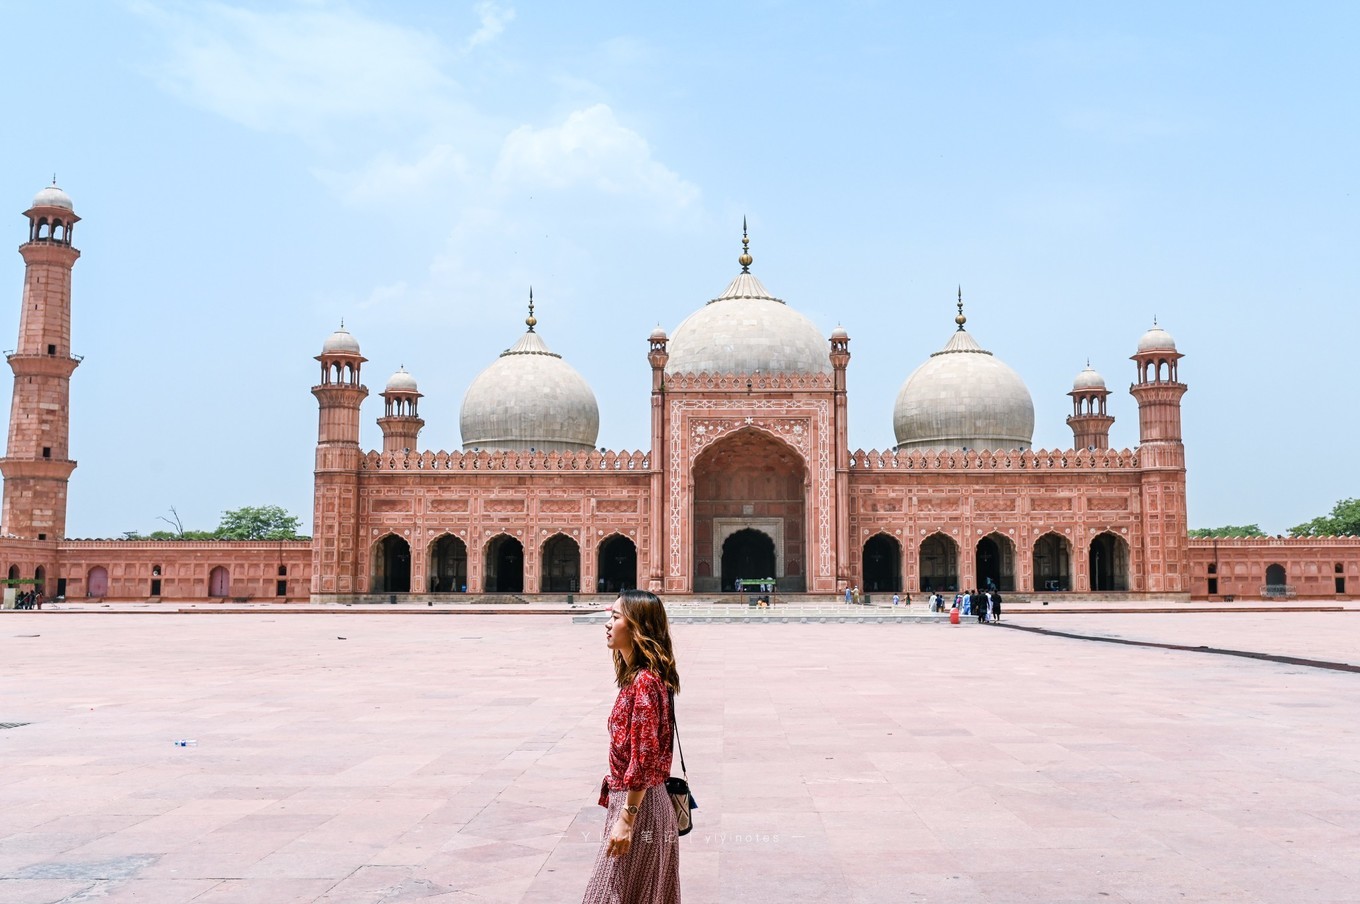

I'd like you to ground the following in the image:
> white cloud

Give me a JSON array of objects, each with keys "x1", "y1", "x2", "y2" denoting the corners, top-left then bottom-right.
[
  {"x1": 465, "y1": 2, "x2": 515, "y2": 51},
  {"x1": 132, "y1": 1, "x2": 458, "y2": 137},
  {"x1": 314, "y1": 144, "x2": 471, "y2": 205},
  {"x1": 494, "y1": 104, "x2": 700, "y2": 212}
]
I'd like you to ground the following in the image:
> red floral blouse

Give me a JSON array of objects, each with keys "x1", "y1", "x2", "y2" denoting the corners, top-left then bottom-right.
[{"x1": 598, "y1": 668, "x2": 673, "y2": 806}]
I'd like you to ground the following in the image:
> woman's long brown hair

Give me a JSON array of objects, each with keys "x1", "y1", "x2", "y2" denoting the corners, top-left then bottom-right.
[{"x1": 613, "y1": 589, "x2": 680, "y2": 693}]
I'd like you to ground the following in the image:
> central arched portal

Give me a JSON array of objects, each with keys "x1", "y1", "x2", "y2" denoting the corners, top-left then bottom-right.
[{"x1": 692, "y1": 429, "x2": 808, "y2": 593}]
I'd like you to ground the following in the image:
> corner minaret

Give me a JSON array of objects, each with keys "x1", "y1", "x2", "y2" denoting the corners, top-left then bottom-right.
[
  {"x1": 1129, "y1": 321, "x2": 1186, "y2": 462},
  {"x1": 378, "y1": 366, "x2": 423, "y2": 454},
  {"x1": 1067, "y1": 362, "x2": 1114, "y2": 450},
  {"x1": 310, "y1": 323, "x2": 368, "y2": 596},
  {"x1": 1129, "y1": 319, "x2": 1189, "y2": 595},
  {"x1": 1, "y1": 183, "x2": 82, "y2": 540}
]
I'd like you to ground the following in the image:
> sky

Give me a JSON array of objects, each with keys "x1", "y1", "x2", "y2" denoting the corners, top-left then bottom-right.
[{"x1": 0, "y1": 1, "x2": 1356, "y2": 538}]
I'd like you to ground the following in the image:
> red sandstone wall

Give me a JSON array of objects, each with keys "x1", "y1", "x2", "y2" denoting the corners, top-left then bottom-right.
[
  {"x1": 1187, "y1": 537, "x2": 1360, "y2": 600},
  {"x1": 44, "y1": 540, "x2": 313, "y2": 602}
]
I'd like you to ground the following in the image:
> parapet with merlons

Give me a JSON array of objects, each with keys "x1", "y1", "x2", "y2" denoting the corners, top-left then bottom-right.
[
  {"x1": 663, "y1": 371, "x2": 835, "y2": 392},
  {"x1": 848, "y1": 447, "x2": 1140, "y2": 471},
  {"x1": 360, "y1": 449, "x2": 651, "y2": 472}
]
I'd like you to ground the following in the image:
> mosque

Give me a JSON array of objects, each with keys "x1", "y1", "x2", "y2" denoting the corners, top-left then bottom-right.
[{"x1": 3, "y1": 184, "x2": 1357, "y2": 604}]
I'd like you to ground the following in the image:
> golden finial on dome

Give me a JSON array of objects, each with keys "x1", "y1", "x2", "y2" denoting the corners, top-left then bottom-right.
[
  {"x1": 526, "y1": 287, "x2": 537, "y2": 332},
  {"x1": 739, "y1": 216, "x2": 753, "y2": 273},
  {"x1": 955, "y1": 286, "x2": 967, "y2": 331}
]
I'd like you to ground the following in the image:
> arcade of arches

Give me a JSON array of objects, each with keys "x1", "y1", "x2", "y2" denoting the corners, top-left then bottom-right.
[
  {"x1": 692, "y1": 429, "x2": 807, "y2": 592},
  {"x1": 866, "y1": 531, "x2": 1129, "y2": 594}
]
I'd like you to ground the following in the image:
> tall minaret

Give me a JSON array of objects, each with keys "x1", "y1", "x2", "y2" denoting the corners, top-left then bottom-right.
[
  {"x1": 1, "y1": 183, "x2": 82, "y2": 540},
  {"x1": 1066, "y1": 362, "x2": 1114, "y2": 450},
  {"x1": 311, "y1": 324, "x2": 368, "y2": 596},
  {"x1": 1130, "y1": 320, "x2": 1189, "y2": 595},
  {"x1": 378, "y1": 366, "x2": 423, "y2": 454}
]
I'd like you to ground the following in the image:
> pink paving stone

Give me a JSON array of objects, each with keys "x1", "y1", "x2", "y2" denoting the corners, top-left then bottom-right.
[{"x1": 0, "y1": 611, "x2": 1356, "y2": 903}]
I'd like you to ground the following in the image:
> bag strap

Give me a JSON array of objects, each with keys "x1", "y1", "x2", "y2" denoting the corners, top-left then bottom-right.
[{"x1": 668, "y1": 688, "x2": 688, "y2": 780}]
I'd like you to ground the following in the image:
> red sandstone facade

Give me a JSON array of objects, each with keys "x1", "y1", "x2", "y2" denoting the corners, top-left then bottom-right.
[{"x1": 1, "y1": 185, "x2": 1356, "y2": 604}]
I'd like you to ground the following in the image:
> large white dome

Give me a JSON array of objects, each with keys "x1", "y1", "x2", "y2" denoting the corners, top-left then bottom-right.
[
  {"x1": 894, "y1": 328, "x2": 1035, "y2": 451},
  {"x1": 460, "y1": 328, "x2": 599, "y2": 453},
  {"x1": 665, "y1": 270, "x2": 830, "y2": 376}
]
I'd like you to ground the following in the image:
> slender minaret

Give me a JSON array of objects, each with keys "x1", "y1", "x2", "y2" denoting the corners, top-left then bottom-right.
[
  {"x1": 646, "y1": 321, "x2": 668, "y2": 593},
  {"x1": 1, "y1": 183, "x2": 82, "y2": 540},
  {"x1": 1067, "y1": 362, "x2": 1114, "y2": 449},
  {"x1": 1130, "y1": 320, "x2": 1189, "y2": 594},
  {"x1": 311, "y1": 324, "x2": 368, "y2": 596},
  {"x1": 378, "y1": 366, "x2": 424, "y2": 454}
]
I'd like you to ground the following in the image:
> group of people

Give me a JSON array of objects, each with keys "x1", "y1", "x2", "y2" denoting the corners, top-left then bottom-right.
[
  {"x1": 11, "y1": 589, "x2": 43, "y2": 609},
  {"x1": 930, "y1": 588, "x2": 1002, "y2": 622}
]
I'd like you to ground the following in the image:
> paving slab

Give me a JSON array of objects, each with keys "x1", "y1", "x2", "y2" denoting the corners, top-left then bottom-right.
[{"x1": 1, "y1": 613, "x2": 1357, "y2": 902}]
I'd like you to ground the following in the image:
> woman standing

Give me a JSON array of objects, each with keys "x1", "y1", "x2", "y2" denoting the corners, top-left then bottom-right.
[{"x1": 583, "y1": 590, "x2": 682, "y2": 903}]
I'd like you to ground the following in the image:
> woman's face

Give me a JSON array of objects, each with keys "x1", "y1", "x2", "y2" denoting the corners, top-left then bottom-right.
[{"x1": 605, "y1": 599, "x2": 634, "y2": 657}]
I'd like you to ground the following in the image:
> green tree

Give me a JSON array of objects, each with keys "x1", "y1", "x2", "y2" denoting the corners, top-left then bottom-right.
[
  {"x1": 1188, "y1": 524, "x2": 1266, "y2": 538},
  {"x1": 215, "y1": 505, "x2": 303, "y2": 540},
  {"x1": 1289, "y1": 498, "x2": 1360, "y2": 537}
]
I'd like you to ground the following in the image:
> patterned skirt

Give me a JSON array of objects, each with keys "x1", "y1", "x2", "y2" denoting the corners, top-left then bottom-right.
[{"x1": 582, "y1": 784, "x2": 680, "y2": 903}]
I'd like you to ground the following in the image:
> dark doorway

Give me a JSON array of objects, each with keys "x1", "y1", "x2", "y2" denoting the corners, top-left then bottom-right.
[
  {"x1": 1032, "y1": 532, "x2": 1070, "y2": 591},
  {"x1": 975, "y1": 533, "x2": 1015, "y2": 592},
  {"x1": 485, "y1": 535, "x2": 524, "y2": 593},
  {"x1": 373, "y1": 535, "x2": 411, "y2": 593},
  {"x1": 1265, "y1": 563, "x2": 1286, "y2": 595},
  {"x1": 34, "y1": 566, "x2": 46, "y2": 596},
  {"x1": 1089, "y1": 532, "x2": 1129, "y2": 591},
  {"x1": 862, "y1": 534, "x2": 902, "y2": 592},
  {"x1": 918, "y1": 533, "x2": 958, "y2": 592},
  {"x1": 721, "y1": 528, "x2": 775, "y2": 592},
  {"x1": 429, "y1": 534, "x2": 468, "y2": 592},
  {"x1": 541, "y1": 535, "x2": 581, "y2": 593},
  {"x1": 597, "y1": 534, "x2": 637, "y2": 593}
]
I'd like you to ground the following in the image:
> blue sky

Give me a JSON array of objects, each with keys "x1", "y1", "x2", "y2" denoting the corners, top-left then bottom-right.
[{"x1": 1, "y1": 1, "x2": 1356, "y2": 538}]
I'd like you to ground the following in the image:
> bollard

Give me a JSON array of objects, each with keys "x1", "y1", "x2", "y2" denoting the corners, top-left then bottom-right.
[{"x1": 949, "y1": 607, "x2": 960, "y2": 625}]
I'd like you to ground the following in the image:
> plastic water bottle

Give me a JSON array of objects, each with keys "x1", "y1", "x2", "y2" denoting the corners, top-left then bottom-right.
[{"x1": 173, "y1": 739, "x2": 198, "y2": 747}]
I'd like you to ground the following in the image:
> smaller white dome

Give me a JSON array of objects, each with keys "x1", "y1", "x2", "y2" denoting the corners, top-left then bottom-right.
[
  {"x1": 32, "y1": 184, "x2": 73, "y2": 211},
  {"x1": 386, "y1": 367, "x2": 418, "y2": 393},
  {"x1": 830, "y1": 325, "x2": 849, "y2": 340},
  {"x1": 321, "y1": 325, "x2": 361, "y2": 355},
  {"x1": 1073, "y1": 364, "x2": 1106, "y2": 391},
  {"x1": 1137, "y1": 323, "x2": 1176, "y2": 353},
  {"x1": 649, "y1": 325, "x2": 668, "y2": 342}
]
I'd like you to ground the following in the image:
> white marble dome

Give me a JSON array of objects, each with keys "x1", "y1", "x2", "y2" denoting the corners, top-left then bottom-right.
[
  {"x1": 460, "y1": 328, "x2": 599, "y2": 453},
  {"x1": 894, "y1": 328, "x2": 1035, "y2": 452},
  {"x1": 321, "y1": 326, "x2": 361, "y2": 356},
  {"x1": 1137, "y1": 322, "x2": 1177, "y2": 353},
  {"x1": 1072, "y1": 364, "x2": 1106, "y2": 391},
  {"x1": 32, "y1": 184, "x2": 73, "y2": 210},
  {"x1": 385, "y1": 367, "x2": 418, "y2": 393},
  {"x1": 665, "y1": 270, "x2": 830, "y2": 376}
]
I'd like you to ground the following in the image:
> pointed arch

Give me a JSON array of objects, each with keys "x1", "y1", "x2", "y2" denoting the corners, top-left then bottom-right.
[
  {"x1": 541, "y1": 533, "x2": 581, "y2": 593},
  {"x1": 484, "y1": 533, "x2": 524, "y2": 593},
  {"x1": 427, "y1": 533, "x2": 468, "y2": 593},
  {"x1": 692, "y1": 426, "x2": 808, "y2": 592},
  {"x1": 208, "y1": 565, "x2": 230, "y2": 597},
  {"x1": 975, "y1": 532, "x2": 1015, "y2": 592},
  {"x1": 1088, "y1": 532, "x2": 1129, "y2": 591},
  {"x1": 87, "y1": 566, "x2": 109, "y2": 598},
  {"x1": 371, "y1": 534, "x2": 411, "y2": 593},
  {"x1": 918, "y1": 532, "x2": 958, "y2": 593},
  {"x1": 1031, "y1": 532, "x2": 1071, "y2": 592},
  {"x1": 597, "y1": 533, "x2": 637, "y2": 593},
  {"x1": 862, "y1": 533, "x2": 902, "y2": 593},
  {"x1": 721, "y1": 527, "x2": 776, "y2": 592}
]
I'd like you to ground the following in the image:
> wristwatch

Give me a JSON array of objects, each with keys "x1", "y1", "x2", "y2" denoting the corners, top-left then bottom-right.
[{"x1": 622, "y1": 804, "x2": 640, "y2": 816}]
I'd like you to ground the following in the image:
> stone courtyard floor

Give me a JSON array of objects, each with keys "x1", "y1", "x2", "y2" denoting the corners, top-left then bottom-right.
[{"x1": 1, "y1": 610, "x2": 1357, "y2": 903}]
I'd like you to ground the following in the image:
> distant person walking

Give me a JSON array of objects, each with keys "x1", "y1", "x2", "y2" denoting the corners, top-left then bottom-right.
[{"x1": 584, "y1": 590, "x2": 682, "y2": 903}]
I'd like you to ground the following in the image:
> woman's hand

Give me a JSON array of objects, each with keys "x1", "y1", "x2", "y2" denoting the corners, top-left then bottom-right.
[{"x1": 606, "y1": 812, "x2": 635, "y2": 857}]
